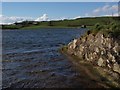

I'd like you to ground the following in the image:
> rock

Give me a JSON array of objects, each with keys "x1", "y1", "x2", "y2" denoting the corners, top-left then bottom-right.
[
  {"x1": 98, "y1": 58, "x2": 104, "y2": 67},
  {"x1": 111, "y1": 73, "x2": 120, "y2": 80},
  {"x1": 79, "y1": 45, "x2": 84, "y2": 52},
  {"x1": 68, "y1": 39, "x2": 77, "y2": 49},
  {"x1": 106, "y1": 59, "x2": 109, "y2": 63},
  {"x1": 66, "y1": 32, "x2": 120, "y2": 79},
  {"x1": 113, "y1": 63, "x2": 120, "y2": 74},
  {"x1": 101, "y1": 51, "x2": 104, "y2": 55},
  {"x1": 51, "y1": 72, "x2": 56, "y2": 76},
  {"x1": 76, "y1": 51, "x2": 83, "y2": 59},
  {"x1": 95, "y1": 47, "x2": 99, "y2": 53},
  {"x1": 113, "y1": 42, "x2": 119, "y2": 55},
  {"x1": 107, "y1": 64, "x2": 111, "y2": 69},
  {"x1": 112, "y1": 59, "x2": 116, "y2": 63},
  {"x1": 85, "y1": 53, "x2": 89, "y2": 61},
  {"x1": 73, "y1": 39, "x2": 77, "y2": 49},
  {"x1": 107, "y1": 53, "x2": 116, "y2": 63}
]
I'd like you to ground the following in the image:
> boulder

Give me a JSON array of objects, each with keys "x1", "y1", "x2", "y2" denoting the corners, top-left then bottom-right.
[
  {"x1": 113, "y1": 63, "x2": 120, "y2": 74},
  {"x1": 98, "y1": 58, "x2": 104, "y2": 67}
]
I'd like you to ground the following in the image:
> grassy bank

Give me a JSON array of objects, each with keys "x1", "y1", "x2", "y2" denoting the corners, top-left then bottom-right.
[{"x1": 21, "y1": 25, "x2": 78, "y2": 29}]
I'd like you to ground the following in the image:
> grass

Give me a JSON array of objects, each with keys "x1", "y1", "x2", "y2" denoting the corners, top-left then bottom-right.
[
  {"x1": 85, "y1": 21, "x2": 120, "y2": 38},
  {"x1": 21, "y1": 25, "x2": 78, "y2": 29},
  {"x1": 2, "y1": 25, "x2": 22, "y2": 29}
]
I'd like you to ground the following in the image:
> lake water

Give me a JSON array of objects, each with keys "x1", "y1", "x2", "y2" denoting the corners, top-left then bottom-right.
[{"x1": 2, "y1": 28, "x2": 87, "y2": 88}]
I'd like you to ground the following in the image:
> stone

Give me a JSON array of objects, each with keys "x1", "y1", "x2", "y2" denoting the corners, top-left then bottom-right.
[
  {"x1": 107, "y1": 64, "x2": 111, "y2": 69},
  {"x1": 112, "y1": 59, "x2": 116, "y2": 63},
  {"x1": 101, "y1": 51, "x2": 104, "y2": 55},
  {"x1": 68, "y1": 39, "x2": 77, "y2": 49},
  {"x1": 113, "y1": 63, "x2": 120, "y2": 74},
  {"x1": 85, "y1": 53, "x2": 89, "y2": 61},
  {"x1": 68, "y1": 42, "x2": 73, "y2": 48},
  {"x1": 108, "y1": 43, "x2": 112, "y2": 49},
  {"x1": 113, "y1": 44, "x2": 119, "y2": 55},
  {"x1": 98, "y1": 58, "x2": 104, "y2": 67},
  {"x1": 111, "y1": 73, "x2": 120, "y2": 80},
  {"x1": 51, "y1": 72, "x2": 56, "y2": 76},
  {"x1": 79, "y1": 45, "x2": 84, "y2": 52},
  {"x1": 106, "y1": 59, "x2": 109, "y2": 63},
  {"x1": 76, "y1": 51, "x2": 82, "y2": 58},
  {"x1": 73, "y1": 39, "x2": 77, "y2": 49},
  {"x1": 95, "y1": 47, "x2": 99, "y2": 53},
  {"x1": 108, "y1": 53, "x2": 116, "y2": 62}
]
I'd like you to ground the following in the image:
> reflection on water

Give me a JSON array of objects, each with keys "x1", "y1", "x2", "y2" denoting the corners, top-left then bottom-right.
[{"x1": 3, "y1": 28, "x2": 87, "y2": 88}]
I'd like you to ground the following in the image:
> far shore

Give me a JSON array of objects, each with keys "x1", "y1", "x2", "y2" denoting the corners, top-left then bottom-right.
[
  {"x1": 2, "y1": 26, "x2": 89, "y2": 30},
  {"x1": 2, "y1": 16, "x2": 118, "y2": 30}
]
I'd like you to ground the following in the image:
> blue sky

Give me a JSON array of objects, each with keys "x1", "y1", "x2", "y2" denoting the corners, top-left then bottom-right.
[
  {"x1": 2, "y1": 2, "x2": 118, "y2": 18},
  {"x1": 1, "y1": 2, "x2": 119, "y2": 24}
]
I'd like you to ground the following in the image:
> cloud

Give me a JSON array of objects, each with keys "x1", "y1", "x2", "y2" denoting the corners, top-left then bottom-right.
[
  {"x1": 73, "y1": 16, "x2": 81, "y2": 19},
  {"x1": 51, "y1": 16, "x2": 82, "y2": 21},
  {"x1": 110, "y1": 5, "x2": 118, "y2": 11},
  {"x1": 0, "y1": 15, "x2": 33, "y2": 24},
  {"x1": 113, "y1": 13, "x2": 118, "y2": 16},
  {"x1": 104, "y1": 13, "x2": 119, "y2": 16},
  {"x1": 35, "y1": 14, "x2": 49, "y2": 21},
  {"x1": 92, "y1": 4, "x2": 118, "y2": 16},
  {"x1": 93, "y1": 8, "x2": 101, "y2": 13},
  {"x1": 102, "y1": 4, "x2": 110, "y2": 12}
]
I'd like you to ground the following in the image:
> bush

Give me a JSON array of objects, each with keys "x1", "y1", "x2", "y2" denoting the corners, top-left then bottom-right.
[
  {"x1": 89, "y1": 22, "x2": 120, "y2": 37},
  {"x1": 90, "y1": 23, "x2": 104, "y2": 35},
  {"x1": 95, "y1": 23, "x2": 104, "y2": 30}
]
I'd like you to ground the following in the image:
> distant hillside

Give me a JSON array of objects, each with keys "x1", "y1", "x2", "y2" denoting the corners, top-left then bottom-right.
[{"x1": 2, "y1": 16, "x2": 120, "y2": 29}]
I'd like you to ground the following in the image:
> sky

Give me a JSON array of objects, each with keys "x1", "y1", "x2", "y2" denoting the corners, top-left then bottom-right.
[
  {"x1": 0, "y1": 2, "x2": 119, "y2": 24},
  {"x1": 1, "y1": 0, "x2": 120, "y2": 2}
]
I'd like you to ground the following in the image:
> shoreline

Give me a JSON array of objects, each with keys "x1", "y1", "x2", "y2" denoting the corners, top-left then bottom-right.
[
  {"x1": 59, "y1": 47, "x2": 120, "y2": 88},
  {"x1": 2, "y1": 27, "x2": 88, "y2": 30}
]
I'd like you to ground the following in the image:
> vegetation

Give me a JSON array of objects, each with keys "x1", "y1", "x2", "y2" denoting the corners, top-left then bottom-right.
[
  {"x1": 85, "y1": 17, "x2": 120, "y2": 37},
  {"x1": 2, "y1": 16, "x2": 120, "y2": 30}
]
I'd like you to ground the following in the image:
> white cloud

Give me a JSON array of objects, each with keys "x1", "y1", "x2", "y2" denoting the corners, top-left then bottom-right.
[
  {"x1": 102, "y1": 4, "x2": 110, "y2": 12},
  {"x1": 73, "y1": 16, "x2": 81, "y2": 19},
  {"x1": 35, "y1": 14, "x2": 49, "y2": 21},
  {"x1": 85, "y1": 4, "x2": 119, "y2": 17},
  {"x1": 93, "y1": 4, "x2": 118, "y2": 15},
  {"x1": 110, "y1": 5, "x2": 118, "y2": 11},
  {"x1": 113, "y1": 13, "x2": 118, "y2": 16},
  {"x1": 93, "y1": 8, "x2": 101, "y2": 13},
  {"x1": 0, "y1": 15, "x2": 33, "y2": 25},
  {"x1": 52, "y1": 16, "x2": 81, "y2": 21}
]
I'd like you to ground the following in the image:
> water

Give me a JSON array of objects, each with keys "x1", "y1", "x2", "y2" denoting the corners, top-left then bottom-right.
[{"x1": 2, "y1": 28, "x2": 87, "y2": 88}]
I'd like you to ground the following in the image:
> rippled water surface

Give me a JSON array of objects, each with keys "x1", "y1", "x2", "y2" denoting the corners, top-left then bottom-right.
[{"x1": 3, "y1": 28, "x2": 87, "y2": 88}]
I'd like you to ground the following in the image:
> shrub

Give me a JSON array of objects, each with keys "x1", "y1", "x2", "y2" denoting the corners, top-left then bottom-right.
[
  {"x1": 89, "y1": 22, "x2": 120, "y2": 37},
  {"x1": 90, "y1": 23, "x2": 104, "y2": 35},
  {"x1": 94, "y1": 23, "x2": 104, "y2": 31}
]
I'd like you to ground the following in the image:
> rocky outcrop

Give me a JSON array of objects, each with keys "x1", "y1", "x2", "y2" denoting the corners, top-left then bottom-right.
[{"x1": 66, "y1": 32, "x2": 120, "y2": 75}]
